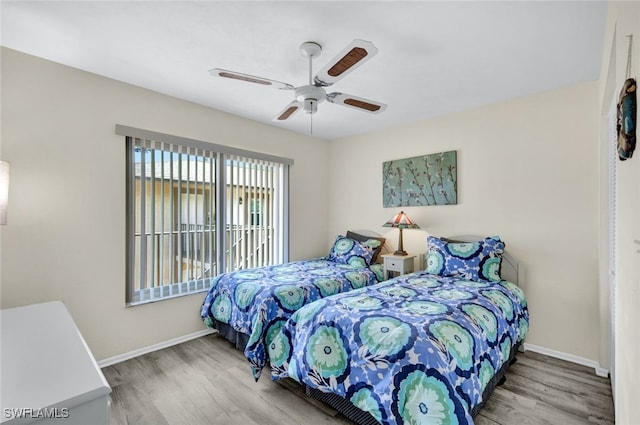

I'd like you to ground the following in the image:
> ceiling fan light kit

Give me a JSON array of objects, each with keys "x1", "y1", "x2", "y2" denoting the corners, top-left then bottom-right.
[{"x1": 209, "y1": 39, "x2": 386, "y2": 131}]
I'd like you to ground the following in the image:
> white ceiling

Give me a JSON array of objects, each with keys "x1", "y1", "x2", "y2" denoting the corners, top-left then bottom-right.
[{"x1": 1, "y1": 1, "x2": 607, "y2": 140}]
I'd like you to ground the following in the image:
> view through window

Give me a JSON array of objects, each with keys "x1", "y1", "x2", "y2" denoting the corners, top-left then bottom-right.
[{"x1": 120, "y1": 126, "x2": 291, "y2": 305}]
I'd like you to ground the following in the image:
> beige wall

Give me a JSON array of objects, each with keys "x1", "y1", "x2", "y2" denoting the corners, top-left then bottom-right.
[
  {"x1": 328, "y1": 82, "x2": 601, "y2": 363},
  {"x1": 0, "y1": 47, "x2": 329, "y2": 360},
  {"x1": 599, "y1": 2, "x2": 640, "y2": 422}
]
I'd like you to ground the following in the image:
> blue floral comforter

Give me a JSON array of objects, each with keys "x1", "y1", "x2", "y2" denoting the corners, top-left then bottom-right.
[
  {"x1": 268, "y1": 271, "x2": 529, "y2": 424},
  {"x1": 200, "y1": 259, "x2": 384, "y2": 379}
]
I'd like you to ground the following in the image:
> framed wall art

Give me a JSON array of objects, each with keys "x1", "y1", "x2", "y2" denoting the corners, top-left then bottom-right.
[{"x1": 382, "y1": 150, "x2": 457, "y2": 207}]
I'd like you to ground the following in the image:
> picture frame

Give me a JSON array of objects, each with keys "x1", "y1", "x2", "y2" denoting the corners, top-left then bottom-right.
[{"x1": 382, "y1": 150, "x2": 457, "y2": 207}]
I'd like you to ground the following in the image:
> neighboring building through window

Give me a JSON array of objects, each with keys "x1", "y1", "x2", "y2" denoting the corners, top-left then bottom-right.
[{"x1": 118, "y1": 125, "x2": 291, "y2": 305}]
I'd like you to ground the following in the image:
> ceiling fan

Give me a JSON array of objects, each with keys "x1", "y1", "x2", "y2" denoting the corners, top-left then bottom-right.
[{"x1": 209, "y1": 39, "x2": 387, "y2": 126}]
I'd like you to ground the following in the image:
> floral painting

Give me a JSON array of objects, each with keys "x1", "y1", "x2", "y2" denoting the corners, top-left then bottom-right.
[{"x1": 383, "y1": 150, "x2": 457, "y2": 207}]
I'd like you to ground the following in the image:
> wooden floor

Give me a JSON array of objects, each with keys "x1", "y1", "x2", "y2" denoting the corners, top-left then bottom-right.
[{"x1": 103, "y1": 334, "x2": 614, "y2": 425}]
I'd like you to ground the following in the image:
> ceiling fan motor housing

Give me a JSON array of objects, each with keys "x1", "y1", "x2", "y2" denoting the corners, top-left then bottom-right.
[{"x1": 295, "y1": 85, "x2": 326, "y2": 114}]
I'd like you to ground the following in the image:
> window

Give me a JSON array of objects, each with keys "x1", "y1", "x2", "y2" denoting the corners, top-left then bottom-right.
[{"x1": 118, "y1": 125, "x2": 291, "y2": 305}]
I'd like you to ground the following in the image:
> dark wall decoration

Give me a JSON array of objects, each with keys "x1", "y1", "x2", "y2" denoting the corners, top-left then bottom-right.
[{"x1": 617, "y1": 77, "x2": 636, "y2": 161}]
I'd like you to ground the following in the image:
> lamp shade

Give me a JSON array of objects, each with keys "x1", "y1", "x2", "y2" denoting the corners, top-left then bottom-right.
[
  {"x1": 382, "y1": 211, "x2": 419, "y2": 256},
  {"x1": 0, "y1": 161, "x2": 9, "y2": 225},
  {"x1": 382, "y1": 211, "x2": 419, "y2": 229}
]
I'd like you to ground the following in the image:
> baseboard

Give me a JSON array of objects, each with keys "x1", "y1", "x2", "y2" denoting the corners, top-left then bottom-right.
[
  {"x1": 97, "y1": 328, "x2": 216, "y2": 368},
  {"x1": 523, "y1": 342, "x2": 609, "y2": 378},
  {"x1": 97, "y1": 330, "x2": 610, "y2": 379}
]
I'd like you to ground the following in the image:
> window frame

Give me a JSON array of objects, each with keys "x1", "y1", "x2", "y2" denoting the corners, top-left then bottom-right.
[{"x1": 117, "y1": 125, "x2": 292, "y2": 306}]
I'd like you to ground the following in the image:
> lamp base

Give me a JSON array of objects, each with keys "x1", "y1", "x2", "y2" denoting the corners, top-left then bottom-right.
[{"x1": 394, "y1": 228, "x2": 407, "y2": 256}]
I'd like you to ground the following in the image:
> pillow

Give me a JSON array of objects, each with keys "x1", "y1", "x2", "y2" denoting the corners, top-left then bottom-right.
[
  {"x1": 346, "y1": 231, "x2": 386, "y2": 263},
  {"x1": 425, "y1": 236, "x2": 504, "y2": 282},
  {"x1": 328, "y1": 235, "x2": 375, "y2": 268}
]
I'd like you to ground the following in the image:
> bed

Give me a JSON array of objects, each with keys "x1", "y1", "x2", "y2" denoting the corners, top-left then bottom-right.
[
  {"x1": 267, "y1": 235, "x2": 529, "y2": 424},
  {"x1": 200, "y1": 231, "x2": 387, "y2": 379}
]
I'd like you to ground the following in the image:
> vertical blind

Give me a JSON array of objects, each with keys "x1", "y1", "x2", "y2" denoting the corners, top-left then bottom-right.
[
  {"x1": 120, "y1": 125, "x2": 291, "y2": 305},
  {"x1": 225, "y1": 154, "x2": 287, "y2": 273},
  {"x1": 128, "y1": 137, "x2": 217, "y2": 303}
]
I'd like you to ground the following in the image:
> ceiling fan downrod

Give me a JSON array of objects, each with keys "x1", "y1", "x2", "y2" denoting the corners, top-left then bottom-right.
[{"x1": 299, "y1": 41, "x2": 323, "y2": 115}]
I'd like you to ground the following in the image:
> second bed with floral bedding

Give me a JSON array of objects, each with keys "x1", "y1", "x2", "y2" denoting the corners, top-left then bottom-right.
[{"x1": 267, "y1": 236, "x2": 529, "y2": 424}]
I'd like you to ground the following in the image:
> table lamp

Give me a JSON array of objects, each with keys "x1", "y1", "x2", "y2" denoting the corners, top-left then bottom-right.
[{"x1": 382, "y1": 211, "x2": 419, "y2": 256}]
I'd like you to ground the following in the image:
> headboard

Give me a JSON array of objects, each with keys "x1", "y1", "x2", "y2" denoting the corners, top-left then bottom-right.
[
  {"x1": 435, "y1": 235, "x2": 523, "y2": 287},
  {"x1": 350, "y1": 229, "x2": 394, "y2": 258}
]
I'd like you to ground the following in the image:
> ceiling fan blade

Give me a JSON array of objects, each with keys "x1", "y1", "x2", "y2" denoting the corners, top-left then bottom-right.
[
  {"x1": 273, "y1": 100, "x2": 302, "y2": 121},
  {"x1": 209, "y1": 68, "x2": 294, "y2": 90},
  {"x1": 314, "y1": 39, "x2": 379, "y2": 87},
  {"x1": 326, "y1": 93, "x2": 387, "y2": 114}
]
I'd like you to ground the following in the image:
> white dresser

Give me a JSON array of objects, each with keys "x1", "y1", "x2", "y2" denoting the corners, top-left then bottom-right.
[{"x1": 1, "y1": 301, "x2": 111, "y2": 425}]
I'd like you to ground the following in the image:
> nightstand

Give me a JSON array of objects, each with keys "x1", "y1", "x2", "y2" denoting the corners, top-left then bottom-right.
[{"x1": 381, "y1": 253, "x2": 416, "y2": 279}]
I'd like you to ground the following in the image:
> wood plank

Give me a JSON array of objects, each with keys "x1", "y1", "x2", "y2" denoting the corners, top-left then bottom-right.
[
  {"x1": 512, "y1": 352, "x2": 612, "y2": 394},
  {"x1": 503, "y1": 366, "x2": 614, "y2": 421},
  {"x1": 477, "y1": 387, "x2": 539, "y2": 425}
]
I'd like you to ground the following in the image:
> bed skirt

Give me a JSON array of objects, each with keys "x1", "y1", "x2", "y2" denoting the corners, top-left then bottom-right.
[
  {"x1": 210, "y1": 319, "x2": 250, "y2": 351},
  {"x1": 305, "y1": 341, "x2": 523, "y2": 424}
]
